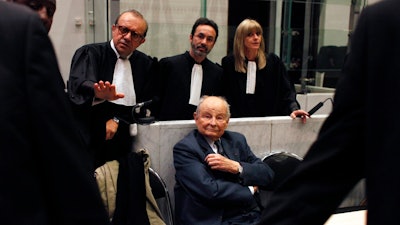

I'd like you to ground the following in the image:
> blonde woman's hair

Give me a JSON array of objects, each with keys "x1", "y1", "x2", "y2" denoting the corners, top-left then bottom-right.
[{"x1": 233, "y1": 19, "x2": 267, "y2": 73}]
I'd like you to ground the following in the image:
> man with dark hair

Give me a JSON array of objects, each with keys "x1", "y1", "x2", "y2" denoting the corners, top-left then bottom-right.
[
  {"x1": 158, "y1": 17, "x2": 223, "y2": 121},
  {"x1": 7, "y1": 0, "x2": 56, "y2": 32}
]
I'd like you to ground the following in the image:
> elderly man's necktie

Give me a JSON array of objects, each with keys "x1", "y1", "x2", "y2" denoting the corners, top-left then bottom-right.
[{"x1": 215, "y1": 140, "x2": 224, "y2": 156}]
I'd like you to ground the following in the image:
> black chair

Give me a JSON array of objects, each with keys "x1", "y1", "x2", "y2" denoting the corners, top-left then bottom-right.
[
  {"x1": 149, "y1": 168, "x2": 174, "y2": 225},
  {"x1": 259, "y1": 151, "x2": 303, "y2": 209}
]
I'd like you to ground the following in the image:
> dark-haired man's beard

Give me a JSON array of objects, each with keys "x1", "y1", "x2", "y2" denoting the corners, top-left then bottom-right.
[{"x1": 191, "y1": 43, "x2": 210, "y2": 57}]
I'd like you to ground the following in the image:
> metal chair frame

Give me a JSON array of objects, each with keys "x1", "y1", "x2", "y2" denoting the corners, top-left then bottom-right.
[{"x1": 149, "y1": 167, "x2": 175, "y2": 225}]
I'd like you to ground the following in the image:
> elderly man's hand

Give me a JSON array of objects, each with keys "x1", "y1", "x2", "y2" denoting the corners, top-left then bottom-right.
[{"x1": 205, "y1": 153, "x2": 241, "y2": 174}]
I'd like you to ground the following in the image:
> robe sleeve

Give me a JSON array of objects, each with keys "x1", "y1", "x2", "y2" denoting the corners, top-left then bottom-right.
[
  {"x1": 273, "y1": 53, "x2": 300, "y2": 114},
  {"x1": 68, "y1": 45, "x2": 100, "y2": 106}
]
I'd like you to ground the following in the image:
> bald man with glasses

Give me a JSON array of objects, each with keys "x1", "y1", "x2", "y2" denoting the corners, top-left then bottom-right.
[
  {"x1": 68, "y1": 9, "x2": 161, "y2": 224},
  {"x1": 68, "y1": 9, "x2": 159, "y2": 169}
]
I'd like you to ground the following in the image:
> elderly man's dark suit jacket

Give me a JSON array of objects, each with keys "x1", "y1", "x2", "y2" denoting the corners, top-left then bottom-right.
[
  {"x1": 0, "y1": 2, "x2": 109, "y2": 225},
  {"x1": 258, "y1": 1, "x2": 400, "y2": 225},
  {"x1": 174, "y1": 129, "x2": 274, "y2": 225}
]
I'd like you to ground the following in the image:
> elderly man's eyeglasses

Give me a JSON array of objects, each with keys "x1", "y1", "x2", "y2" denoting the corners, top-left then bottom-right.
[{"x1": 115, "y1": 25, "x2": 145, "y2": 42}]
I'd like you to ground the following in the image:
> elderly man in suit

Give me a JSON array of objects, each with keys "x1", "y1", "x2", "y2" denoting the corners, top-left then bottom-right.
[
  {"x1": 173, "y1": 95, "x2": 274, "y2": 225},
  {"x1": 257, "y1": 0, "x2": 400, "y2": 224},
  {"x1": 0, "y1": 2, "x2": 109, "y2": 225}
]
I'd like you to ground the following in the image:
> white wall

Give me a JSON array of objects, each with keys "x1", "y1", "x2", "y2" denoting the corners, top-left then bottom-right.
[
  {"x1": 49, "y1": 0, "x2": 86, "y2": 83},
  {"x1": 120, "y1": 0, "x2": 228, "y2": 64},
  {"x1": 319, "y1": 2, "x2": 351, "y2": 47}
]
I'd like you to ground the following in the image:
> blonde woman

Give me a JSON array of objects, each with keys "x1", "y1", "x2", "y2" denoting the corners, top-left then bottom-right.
[{"x1": 221, "y1": 19, "x2": 308, "y2": 120}]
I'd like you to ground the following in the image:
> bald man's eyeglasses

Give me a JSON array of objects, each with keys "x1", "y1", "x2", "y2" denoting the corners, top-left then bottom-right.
[{"x1": 115, "y1": 25, "x2": 145, "y2": 42}]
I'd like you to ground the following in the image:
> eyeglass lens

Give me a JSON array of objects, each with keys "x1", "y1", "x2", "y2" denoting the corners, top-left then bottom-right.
[{"x1": 116, "y1": 25, "x2": 144, "y2": 41}]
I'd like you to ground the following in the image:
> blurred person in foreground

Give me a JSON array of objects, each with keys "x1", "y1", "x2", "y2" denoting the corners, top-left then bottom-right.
[
  {"x1": 173, "y1": 95, "x2": 274, "y2": 225},
  {"x1": 0, "y1": 2, "x2": 109, "y2": 225},
  {"x1": 257, "y1": 0, "x2": 400, "y2": 224}
]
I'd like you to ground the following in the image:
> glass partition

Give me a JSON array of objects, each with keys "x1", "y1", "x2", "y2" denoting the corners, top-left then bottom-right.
[
  {"x1": 280, "y1": 0, "x2": 367, "y2": 93},
  {"x1": 86, "y1": 0, "x2": 367, "y2": 93}
]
